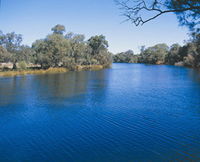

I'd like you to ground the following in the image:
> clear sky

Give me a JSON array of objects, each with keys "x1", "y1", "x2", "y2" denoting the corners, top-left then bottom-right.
[{"x1": 0, "y1": 0, "x2": 189, "y2": 53}]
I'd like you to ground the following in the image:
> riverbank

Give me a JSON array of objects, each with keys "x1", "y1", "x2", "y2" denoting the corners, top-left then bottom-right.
[{"x1": 0, "y1": 65, "x2": 106, "y2": 77}]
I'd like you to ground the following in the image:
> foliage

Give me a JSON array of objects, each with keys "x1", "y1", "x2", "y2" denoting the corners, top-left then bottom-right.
[
  {"x1": 17, "y1": 61, "x2": 27, "y2": 70},
  {"x1": 166, "y1": 0, "x2": 200, "y2": 31},
  {"x1": 0, "y1": 25, "x2": 112, "y2": 71},
  {"x1": 113, "y1": 31, "x2": 200, "y2": 69},
  {"x1": 139, "y1": 44, "x2": 169, "y2": 64},
  {"x1": 51, "y1": 24, "x2": 66, "y2": 35},
  {"x1": 113, "y1": 50, "x2": 138, "y2": 63},
  {"x1": 88, "y1": 35, "x2": 109, "y2": 55},
  {"x1": 0, "y1": 31, "x2": 23, "y2": 68},
  {"x1": 0, "y1": 45, "x2": 11, "y2": 62}
]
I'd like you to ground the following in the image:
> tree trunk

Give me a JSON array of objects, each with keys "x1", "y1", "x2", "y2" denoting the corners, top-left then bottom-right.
[{"x1": 13, "y1": 62, "x2": 17, "y2": 70}]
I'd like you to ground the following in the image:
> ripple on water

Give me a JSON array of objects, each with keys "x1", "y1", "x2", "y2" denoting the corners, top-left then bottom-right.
[{"x1": 0, "y1": 64, "x2": 200, "y2": 161}]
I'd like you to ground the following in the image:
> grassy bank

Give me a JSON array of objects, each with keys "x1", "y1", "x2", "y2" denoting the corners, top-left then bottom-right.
[
  {"x1": 0, "y1": 65, "x2": 106, "y2": 77},
  {"x1": 0, "y1": 68, "x2": 69, "y2": 77}
]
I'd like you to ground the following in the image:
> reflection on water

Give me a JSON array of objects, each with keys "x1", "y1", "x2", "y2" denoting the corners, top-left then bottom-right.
[
  {"x1": 0, "y1": 70, "x2": 109, "y2": 107},
  {"x1": 188, "y1": 68, "x2": 200, "y2": 84},
  {"x1": 0, "y1": 64, "x2": 200, "y2": 162}
]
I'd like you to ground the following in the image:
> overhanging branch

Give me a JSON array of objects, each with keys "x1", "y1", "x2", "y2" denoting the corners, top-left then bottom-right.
[{"x1": 115, "y1": 0, "x2": 200, "y2": 26}]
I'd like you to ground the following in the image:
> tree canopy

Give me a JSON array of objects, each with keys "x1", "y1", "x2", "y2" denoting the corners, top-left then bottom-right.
[
  {"x1": 0, "y1": 25, "x2": 112, "y2": 70},
  {"x1": 51, "y1": 24, "x2": 66, "y2": 35},
  {"x1": 113, "y1": 34, "x2": 200, "y2": 68}
]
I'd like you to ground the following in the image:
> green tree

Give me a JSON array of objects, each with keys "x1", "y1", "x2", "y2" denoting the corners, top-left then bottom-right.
[
  {"x1": 0, "y1": 25, "x2": 113, "y2": 71},
  {"x1": 0, "y1": 45, "x2": 11, "y2": 63},
  {"x1": 51, "y1": 24, "x2": 66, "y2": 35},
  {"x1": 113, "y1": 50, "x2": 138, "y2": 63},
  {"x1": 65, "y1": 33, "x2": 88, "y2": 63},
  {"x1": 165, "y1": 43, "x2": 182, "y2": 65},
  {"x1": 32, "y1": 34, "x2": 70, "y2": 68},
  {"x1": 182, "y1": 34, "x2": 200, "y2": 68},
  {"x1": 32, "y1": 39, "x2": 50, "y2": 68},
  {"x1": 0, "y1": 32, "x2": 23, "y2": 69},
  {"x1": 88, "y1": 35, "x2": 109, "y2": 55},
  {"x1": 140, "y1": 44, "x2": 169, "y2": 64},
  {"x1": 88, "y1": 35, "x2": 112, "y2": 66},
  {"x1": 19, "y1": 45, "x2": 35, "y2": 63}
]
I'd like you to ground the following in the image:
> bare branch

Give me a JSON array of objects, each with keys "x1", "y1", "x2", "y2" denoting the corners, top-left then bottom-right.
[{"x1": 115, "y1": 0, "x2": 200, "y2": 27}]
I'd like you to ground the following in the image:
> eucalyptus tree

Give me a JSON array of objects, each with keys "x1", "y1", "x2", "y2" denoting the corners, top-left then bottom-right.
[
  {"x1": 88, "y1": 35, "x2": 112, "y2": 66},
  {"x1": 32, "y1": 34, "x2": 70, "y2": 68},
  {"x1": 165, "y1": 43, "x2": 182, "y2": 65},
  {"x1": 51, "y1": 24, "x2": 66, "y2": 35},
  {"x1": 113, "y1": 50, "x2": 138, "y2": 63},
  {"x1": 0, "y1": 45, "x2": 11, "y2": 63},
  {"x1": 88, "y1": 35, "x2": 109, "y2": 55},
  {"x1": 140, "y1": 43, "x2": 169, "y2": 64},
  {"x1": 32, "y1": 24, "x2": 70, "y2": 68},
  {"x1": 0, "y1": 31, "x2": 23, "y2": 69},
  {"x1": 182, "y1": 33, "x2": 200, "y2": 68},
  {"x1": 32, "y1": 39, "x2": 50, "y2": 68},
  {"x1": 0, "y1": 24, "x2": 113, "y2": 70},
  {"x1": 65, "y1": 33, "x2": 88, "y2": 63},
  {"x1": 19, "y1": 45, "x2": 35, "y2": 63}
]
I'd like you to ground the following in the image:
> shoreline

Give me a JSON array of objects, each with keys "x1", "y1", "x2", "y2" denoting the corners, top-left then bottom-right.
[
  {"x1": 113, "y1": 62, "x2": 200, "y2": 71},
  {"x1": 0, "y1": 65, "x2": 106, "y2": 77}
]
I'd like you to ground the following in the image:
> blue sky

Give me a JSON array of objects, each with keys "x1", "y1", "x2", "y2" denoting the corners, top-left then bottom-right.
[{"x1": 0, "y1": 0, "x2": 189, "y2": 53}]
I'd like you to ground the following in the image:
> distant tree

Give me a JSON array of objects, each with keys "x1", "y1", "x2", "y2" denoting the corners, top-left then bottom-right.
[
  {"x1": 32, "y1": 40, "x2": 49, "y2": 68},
  {"x1": 19, "y1": 45, "x2": 34, "y2": 63},
  {"x1": 65, "y1": 32, "x2": 74, "y2": 40},
  {"x1": 115, "y1": 0, "x2": 200, "y2": 31},
  {"x1": 0, "y1": 31, "x2": 5, "y2": 45},
  {"x1": 65, "y1": 33, "x2": 86, "y2": 60},
  {"x1": 140, "y1": 45, "x2": 146, "y2": 54},
  {"x1": 0, "y1": 25, "x2": 113, "y2": 70},
  {"x1": 51, "y1": 24, "x2": 66, "y2": 35},
  {"x1": 165, "y1": 43, "x2": 182, "y2": 65},
  {"x1": 113, "y1": 50, "x2": 137, "y2": 63},
  {"x1": 88, "y1": 35, "x2": 109, "y2": 55},
  {"x1": 124, "y1": 49, "x2": 134, "y2": 55},
  {"x1": 32, "y1": 34, "x2": 70, "y2": 68},
  {"x1": 94, "y1": 51, "x2": 113, "y2": 67},
  {"x1": 0, "y1": 32, "x2": 22, "y2": 53},
  {"x1": 0, "y1": 45, "x2": 11, "y2": 63},
  {"x1": 0, "y1": 32, "x2": 23, "y2": 69},
  {"x1": 140, "y1": 43, "x2": 169, "y2": 64},
  {"x1": 182, "y1": 33, "x2": 200, "y2": 68},
  {"x1": 88, "y1": 35, "x2": 112, "y2": 66}
]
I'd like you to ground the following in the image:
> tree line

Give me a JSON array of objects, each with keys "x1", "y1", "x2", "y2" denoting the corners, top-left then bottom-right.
[
  {"x1": 0, "y1": 24, "x2": 112, "y2": 70},
  {"x1": 113, "y1": 31, "x2": 200, "y2": 69},
  {"x1": 114, "y1": 0, "x2": 200, "y2": 69}
]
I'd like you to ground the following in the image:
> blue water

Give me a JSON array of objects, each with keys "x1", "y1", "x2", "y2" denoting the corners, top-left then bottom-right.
[{"x1": 0, "y1": 63, "x2": 200, "y2": 161}]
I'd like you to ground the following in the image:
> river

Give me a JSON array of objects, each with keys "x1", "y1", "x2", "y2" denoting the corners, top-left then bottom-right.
[{"x1": 0, "y1": 63, "x2": 200, "y2": 161}]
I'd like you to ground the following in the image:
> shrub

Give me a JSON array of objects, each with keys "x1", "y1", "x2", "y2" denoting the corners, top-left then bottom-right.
[{"x1": 17, "y1": 61, "x2": 27, "y2": 70}]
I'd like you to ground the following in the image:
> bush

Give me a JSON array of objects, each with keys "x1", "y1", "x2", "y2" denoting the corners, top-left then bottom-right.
[
  {"x1": 62, "y1": 57, "x2": 76, "y2": 70},
  {"x1": 17, "y1": 61, "x2": 27, "y2": 70}
]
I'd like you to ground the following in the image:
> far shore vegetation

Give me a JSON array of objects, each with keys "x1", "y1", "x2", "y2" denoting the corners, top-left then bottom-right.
[
  {"x1": 0, "y1": 24, "x2": 112, "y2": 76},
  {"x1": 114, "y1": 0, "x2": 200, "y2": 69},
  {"x1": 113, "y1": 31, "x2": 200, "y2": 69}
]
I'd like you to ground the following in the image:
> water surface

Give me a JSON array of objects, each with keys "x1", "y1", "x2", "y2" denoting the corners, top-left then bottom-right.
[{"x1": 0, "y1": 63, "x2": 200, "y2": 161}]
